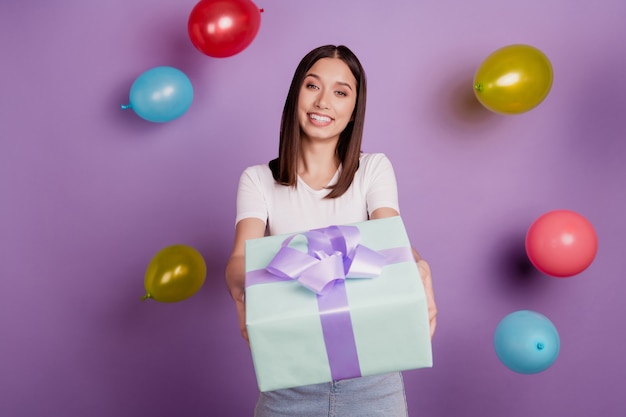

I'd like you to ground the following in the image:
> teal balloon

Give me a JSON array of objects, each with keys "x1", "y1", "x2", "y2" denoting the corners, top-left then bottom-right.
[
  {"x1": 122, "y1": 66, "x2": 193, "y2": 123},
  {"x1": 494, "y1": 310, "x2": 560, "y2": 374}
]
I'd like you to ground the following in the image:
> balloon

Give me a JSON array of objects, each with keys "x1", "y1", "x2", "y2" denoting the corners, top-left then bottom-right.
[
  {"x1": 473, "y1": 44, "x2": 553, "y2": 114},
  {"x1": 142, "y1": 245, "x2": 207, "y2": 303},
  {"x1": 122, "y1": 66, "x2": 193, "y2": 123},
  {"x1": 525, "y1": 210, "x2": 598, "y2": 277},
  {"x1": 494, "y1": 310, "x2": 560, "y2": 374},
  {"x1": 188, "y1": 0, "x2": 262, "y2": 58}
]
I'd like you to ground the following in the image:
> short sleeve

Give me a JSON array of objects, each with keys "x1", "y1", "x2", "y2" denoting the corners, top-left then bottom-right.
[
  {"x1": 235, "y1": 166, "x2": 268, "y2": 226},
  {"x1": 364, "y1": 153, "x2": 400, "y2": 215}
]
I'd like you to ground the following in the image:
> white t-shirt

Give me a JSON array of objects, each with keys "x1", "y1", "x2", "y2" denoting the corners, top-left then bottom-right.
[{"x1": 235, "y1": 153, "x2": 399, "y2": 236}]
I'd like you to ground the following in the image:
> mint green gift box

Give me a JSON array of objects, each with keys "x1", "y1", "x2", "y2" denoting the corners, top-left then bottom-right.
[{"x1": 245, "y1": 216, "x2": 432, "y2": 392}]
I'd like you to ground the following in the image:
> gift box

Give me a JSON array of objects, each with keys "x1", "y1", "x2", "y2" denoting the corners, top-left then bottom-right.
[{"x1": 245, "y1": 216, "x2": 432, "y2": 392}]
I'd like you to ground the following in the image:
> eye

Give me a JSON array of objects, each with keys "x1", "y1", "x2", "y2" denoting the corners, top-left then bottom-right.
[
  {"x1": 335, "y1": 91, "x2": 347, "y2": 97},
  {"x1": 306, "y1": 83, "x2": 319, "y2": 90}
]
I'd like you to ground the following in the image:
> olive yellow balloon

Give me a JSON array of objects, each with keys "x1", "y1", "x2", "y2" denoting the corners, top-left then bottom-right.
[
  {"x1": 474, "y1": 44, "x2": 553, "y2": 114},
  {"x1": 142, "y1": 244, "x2": 207, "y2": 303}
]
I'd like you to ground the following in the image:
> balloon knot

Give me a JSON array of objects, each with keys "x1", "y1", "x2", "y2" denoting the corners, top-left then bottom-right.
[
  {"x1": 141, "y1": 293, "x2": 152, "y2": 302},
  {"x1": 474, "y1": 83, "x2": 482, "y2": 92},
  {"x1": 121, "y1": 104, "x2": 132, "y2": 110},
  {"x1": 260, "y1": 8, "x2": 264, "y2": 13},
  {"x1": 537, "y1": 342, "x2": 545, "y2": 350}
]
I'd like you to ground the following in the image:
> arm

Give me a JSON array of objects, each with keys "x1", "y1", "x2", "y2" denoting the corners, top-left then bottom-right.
[
  {"x1": 371, "y1": 208, "x2": 438, "y2": 339},
  {"x1": 225, "y1": 217, "x2": 266, "y2": 343}
]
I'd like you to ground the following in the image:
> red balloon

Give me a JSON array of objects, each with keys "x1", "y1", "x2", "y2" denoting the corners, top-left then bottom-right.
[
  {"x1": 188, "y1": 0, "x2": 262, "y2": 58},
  {"x1": 525, "y1": 210, "x2": 598, "y2": 277}
]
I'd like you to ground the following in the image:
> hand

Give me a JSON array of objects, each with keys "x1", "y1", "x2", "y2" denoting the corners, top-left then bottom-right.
[
  {"x1": 225, "y1": 218, "x2": 266, "y2": 344},
  {"x1": 229, "y1": 285, "x2": 249, "y2": 344},
  {"x1": 225, "y1": 255, "x2": 250, "y2": 344},
  {"x1": 416, "y1": 258, "x2": 437, "y2": 339},
  {"x1": 233, "y1": 291, "x2": 250, "y2": 344}
]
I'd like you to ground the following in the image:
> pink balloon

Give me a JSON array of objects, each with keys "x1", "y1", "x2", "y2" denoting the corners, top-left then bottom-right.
[{"x1": 525, "y1": 210, "x2": 598, "y2": 277}]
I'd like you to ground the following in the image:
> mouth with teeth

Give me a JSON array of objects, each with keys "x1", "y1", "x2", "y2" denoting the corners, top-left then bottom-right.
[{"x1": 308, "y1": 113, "x2": 333, "y2": 125}]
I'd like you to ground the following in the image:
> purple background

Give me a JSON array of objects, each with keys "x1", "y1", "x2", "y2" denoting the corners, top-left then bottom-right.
[{"x1": 2, "y1": 1, "x2": 625, "y2": 416}]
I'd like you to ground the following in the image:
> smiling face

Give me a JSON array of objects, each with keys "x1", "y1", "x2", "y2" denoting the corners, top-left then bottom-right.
[{"x1": 297, "y1": 57, "x2": 358, "y2": 145}]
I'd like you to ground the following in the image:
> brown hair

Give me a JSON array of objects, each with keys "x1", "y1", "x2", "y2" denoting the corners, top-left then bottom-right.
[{"x1": 269, "y1": 45, "x2": 367, "y2": 199}]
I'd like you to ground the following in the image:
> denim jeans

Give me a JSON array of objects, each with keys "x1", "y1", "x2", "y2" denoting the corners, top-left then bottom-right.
[{"x1": 254, "y1": 372, "x2": 408, "y2": 417}]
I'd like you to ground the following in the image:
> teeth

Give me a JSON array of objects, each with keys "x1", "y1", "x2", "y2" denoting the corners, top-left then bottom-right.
[{"x1": 310, "y1": 114, "x2": 331, "y2": 122}]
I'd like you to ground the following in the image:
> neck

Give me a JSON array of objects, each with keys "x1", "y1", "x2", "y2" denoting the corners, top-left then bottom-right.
[
  {"x1": 297, "y1": 138, "x2": 340, "y2": 190},
  {"x1": 298, "y1": 138, "x2": 339, "y2": 175}
]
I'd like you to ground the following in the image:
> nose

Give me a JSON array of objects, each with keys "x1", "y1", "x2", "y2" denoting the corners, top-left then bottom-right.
[{"x1": 314, "y1": 88, "x2": 330, "y2": 110}]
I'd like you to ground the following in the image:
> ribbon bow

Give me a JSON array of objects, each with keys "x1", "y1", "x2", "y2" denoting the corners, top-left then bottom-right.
[{"x1": 265, "y1": 225, "x2": 388, "y2": 295}]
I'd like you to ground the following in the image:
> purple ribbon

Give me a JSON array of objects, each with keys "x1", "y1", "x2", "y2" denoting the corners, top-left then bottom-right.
[
  {"x1": 246, "y1": 225, "x2": 414, "y2": 381},
  {"x1": 265, "y1": 225, "x2": 388, "y2": 295}
]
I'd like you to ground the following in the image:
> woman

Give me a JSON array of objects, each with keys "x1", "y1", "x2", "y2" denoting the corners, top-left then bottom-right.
[{"x1": 226, "y1": 44, "x2": 437, "y2": 417}]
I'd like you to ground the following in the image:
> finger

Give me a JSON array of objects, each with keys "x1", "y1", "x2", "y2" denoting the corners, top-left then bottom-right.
[{"x1": 231, "y1": 288, "x2": 245, "y2": 303}]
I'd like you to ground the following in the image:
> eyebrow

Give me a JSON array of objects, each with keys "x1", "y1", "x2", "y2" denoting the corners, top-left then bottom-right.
[{"x1": 305, "y1": 73, "x2": 354, "y2": 91}]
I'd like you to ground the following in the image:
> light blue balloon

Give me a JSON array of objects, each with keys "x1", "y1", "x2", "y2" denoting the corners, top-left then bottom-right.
[
  {"x1": 122, "y1": 66, "x2": 193, "y2": 123},
  {"x1": 494, "y1": 310, "x2": 560, "y2": 374}
]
